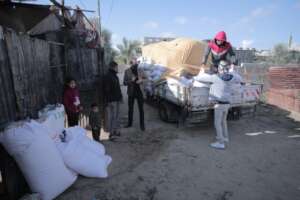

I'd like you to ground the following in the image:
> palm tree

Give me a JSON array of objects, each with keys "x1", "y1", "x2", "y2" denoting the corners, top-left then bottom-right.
[
  {"x1": 117, "y1": 37, "x2": 141, "y2": 64},
  {"x1": 101, "y1": 28, "x2": 119, "y2": 65}
]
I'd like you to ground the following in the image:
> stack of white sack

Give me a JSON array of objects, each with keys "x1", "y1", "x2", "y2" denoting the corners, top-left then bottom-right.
[
  {"x1": 165, "y1": 77, "x2": 210, "y2": 107},
  {"x1": 0, "y1": 120, "x2": 77, "y2": 200},
  {"x1": 193, "y1": 72, "x2": 244, "y2": 104},
  {"x1": 139, "y1": 61, "x2": 212, "y2": 98},
  {"x1": 57, "y1": 126, "x2": 112, "y2": 178},
  {"x1": 0, "y1": 104, "x2": 112, "y2": 199},
  {"x1": 138, "y1": 62, "x2": 168, "y2": 95},
  {"x1": 38, "y1": 104, "x2": 65, "y2": 142},
  {"x1": 179, "y1": 76, "x2": 194, "y2": 87},
  {"x1": 139, "y1": 62, "x2": 167, "y2": 81},
  {"x1": 38, "y1": 104, "x2": 112, "y2": 178}
]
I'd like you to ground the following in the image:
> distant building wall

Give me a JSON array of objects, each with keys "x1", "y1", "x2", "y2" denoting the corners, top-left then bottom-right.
[
  {"x1": 144, "y1": 37, "x2": 175, "y2": 45},
  {"x1": 234, "y1": 48, "x2": 256, "y2": 64}
]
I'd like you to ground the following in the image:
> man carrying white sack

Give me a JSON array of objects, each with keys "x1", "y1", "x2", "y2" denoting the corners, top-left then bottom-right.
[{"x1": 194, "y1": 61, "x2": 243, "y2": 149}]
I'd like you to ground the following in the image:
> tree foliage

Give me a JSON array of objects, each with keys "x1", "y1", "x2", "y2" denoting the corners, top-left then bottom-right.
[
  {"x1": 116, "y1": 37, "x2": 141, "y2": 64},
  {"x1": 269, "y1": 43, "x2": 300, "y2": 65}
]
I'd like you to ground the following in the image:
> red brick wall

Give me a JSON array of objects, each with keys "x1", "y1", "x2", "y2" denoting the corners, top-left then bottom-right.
[{"x1": 266, "y1": 65, "x2": 300, "y2": 113}]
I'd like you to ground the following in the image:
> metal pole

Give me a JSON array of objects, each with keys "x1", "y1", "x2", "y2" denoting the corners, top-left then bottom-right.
[
  {"x1": 97, "y1": 0, "x2": 105, "y2": 118},
  {"x1": 98, "y1": 0, "x2": 102, "y2": 47}
]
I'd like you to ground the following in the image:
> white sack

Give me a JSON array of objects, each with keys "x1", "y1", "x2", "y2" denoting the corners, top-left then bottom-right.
[
  {"x1": 0, "y1": 120, "x2": 77, "y2": 200},
  {"x1": 61, "y1": 137, "x2": 112, "y2": 178},
  {"x1": 64, "y1": 126, "x2": 105, "y2": 155},
  {"x1": 38, "y1": 104, "x2": 65, "y2": 141}
]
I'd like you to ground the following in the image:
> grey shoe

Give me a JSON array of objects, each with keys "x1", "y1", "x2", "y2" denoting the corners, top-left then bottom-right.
[{"x1": 210, "y1": 142, "x2": 226, "y2": 149}]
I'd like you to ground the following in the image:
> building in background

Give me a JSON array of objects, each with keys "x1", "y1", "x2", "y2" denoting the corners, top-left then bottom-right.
[
  {"x1": 144, "y1": 37, "x2": 176, "y2": 45},
  {"x1": 233, "y1": 47, "x2": 256, "y2": 64},
  {"x1": 255, "y1": 50, "x2": 273, "y2": 62},
  {"x1": 288, "y1": 34, "x2": 300, "y2": 52},
  {"x1": 289, "y1": 45, "x2": 300, "y2": 52}
]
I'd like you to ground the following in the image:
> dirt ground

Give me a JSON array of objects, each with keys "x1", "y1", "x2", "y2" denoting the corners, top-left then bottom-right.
[{"x1": 56, "y1": 67, "x2": 300, "y2": 200}]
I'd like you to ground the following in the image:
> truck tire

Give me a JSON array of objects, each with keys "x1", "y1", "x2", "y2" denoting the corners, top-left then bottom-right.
[
  {"x1": 158, "y1": 101, "x2": 180, "y2": 123},
  {"x1": 158, "y1": 101, "x2": 169, "y2": 122},
  {"x1": 228, "y1": 107, "x2": 241, "y2": 121}
]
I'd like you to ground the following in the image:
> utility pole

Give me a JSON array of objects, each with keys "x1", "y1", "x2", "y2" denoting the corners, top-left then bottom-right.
[
  {"x1": 61, "y1": 0, "x2": 65, "y2": 27},
  {"x1": 97, "y1": 0, "x2": 105, "y2": 110},
  {"x1": 97, "y1": 0, "x2": 102, "y2": 47}
]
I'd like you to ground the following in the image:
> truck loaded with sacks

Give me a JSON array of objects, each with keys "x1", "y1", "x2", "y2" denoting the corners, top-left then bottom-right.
[{"x1": 138, "y1": 38, "x2": 262, "y2": 125}]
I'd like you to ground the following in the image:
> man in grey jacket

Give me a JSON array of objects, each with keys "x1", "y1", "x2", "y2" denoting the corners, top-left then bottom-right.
[{"x1": 194, "y1": 61, "x2": 243, "y2": 149}]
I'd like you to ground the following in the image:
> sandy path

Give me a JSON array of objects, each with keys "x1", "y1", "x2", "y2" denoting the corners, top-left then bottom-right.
[{"x1": 57, "y1": 67, "x2": 300, "y2": 200}]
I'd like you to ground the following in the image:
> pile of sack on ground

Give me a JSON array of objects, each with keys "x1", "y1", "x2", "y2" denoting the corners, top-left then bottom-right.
[{"x1": 0, "y1": 104, "x2": 112, "y2": 200}]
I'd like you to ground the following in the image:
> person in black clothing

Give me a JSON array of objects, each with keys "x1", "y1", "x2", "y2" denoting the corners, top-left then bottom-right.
[
  {"x1": 104, "y1": 61, "x2": 123, "y2": 139},
  {"x1": 89, "y1": 103, "x2": 101, "y2": 142},
  {"x1": 123, "y1": 58, "x2": 145, "y2": 131}
]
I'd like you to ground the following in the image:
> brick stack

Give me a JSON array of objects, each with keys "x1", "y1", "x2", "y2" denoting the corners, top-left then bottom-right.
[{"x1": 266, "y1": 65, "x2": 300, "y2": 113}]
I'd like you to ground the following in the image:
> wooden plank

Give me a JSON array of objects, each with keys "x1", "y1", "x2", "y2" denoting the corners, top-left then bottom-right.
[
  {"x1": 4, "y1": 27, "x2": 52, "y2": 118},
  {"x1": 0, "y1": 27, "x2": 17, "y2": 129}
]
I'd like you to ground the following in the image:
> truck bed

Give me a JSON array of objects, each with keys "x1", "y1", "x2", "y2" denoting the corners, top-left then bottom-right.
[{"x1": 153, "y1": 78, "x2": 262, "y2": 111}]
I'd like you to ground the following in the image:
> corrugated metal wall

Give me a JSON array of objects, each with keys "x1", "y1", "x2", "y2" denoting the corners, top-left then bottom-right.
[
  {"x1": 5, "y1": 29, "x2": 52, "y2": 118},
  {"x1": 67, "y1": 48, "x2": 99, "y2": 88},
  {"x1": 0, "y1": 25, "x2": 104, "y2": 130},
  {"x1": 0, "y1": 27, "x2": 17, "y2": 129},
  {"x1": 0, "y1": 26, "x2": 65, "y2": 129}
]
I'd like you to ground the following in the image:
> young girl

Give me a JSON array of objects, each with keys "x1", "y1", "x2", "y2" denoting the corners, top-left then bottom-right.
[{"x1": 63, "y1": 78, "x2": 81, "y2": 127}]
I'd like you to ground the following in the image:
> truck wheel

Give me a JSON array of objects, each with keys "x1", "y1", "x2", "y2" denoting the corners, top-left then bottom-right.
[
  {"x1": 158, "y1": 101, "x2": 169, "y2": 122},
  {"x1": 228, "y1": 107, "x2": 241, "y2": 121},
  {"x1": 177, "y1": 107, "x2": 188, "y2": 127}
]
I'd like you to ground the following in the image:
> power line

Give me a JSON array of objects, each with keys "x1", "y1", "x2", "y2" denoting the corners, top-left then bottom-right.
[{"x1": 105, "y1": 0, "x2": 114, "y2": 25}]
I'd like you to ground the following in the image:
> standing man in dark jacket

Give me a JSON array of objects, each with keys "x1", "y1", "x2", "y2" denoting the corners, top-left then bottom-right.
[
  {"x1": 124, "y1": 58, "x2": 145, "y2": 131},
  {"x1": 202, "y1": 31, "x2": 237, "y2": 74},
  {"x1": 104, "y1": 61, "x2": 123, "y2": 139}
]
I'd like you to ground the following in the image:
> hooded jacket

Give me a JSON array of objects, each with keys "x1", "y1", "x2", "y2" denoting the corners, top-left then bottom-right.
[{"x1": 202, "y1": 31, "x2": 237, "y2": 67}]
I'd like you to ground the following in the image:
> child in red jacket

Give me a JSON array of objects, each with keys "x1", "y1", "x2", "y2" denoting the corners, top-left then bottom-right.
[{"x1": 63, "y1": 78, "x2": 82, "y2": 127}]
